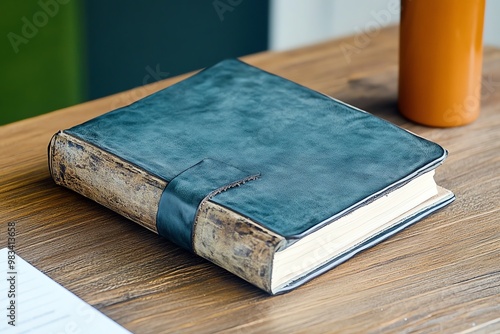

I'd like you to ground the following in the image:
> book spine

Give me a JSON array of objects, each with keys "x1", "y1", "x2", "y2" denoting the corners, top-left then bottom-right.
[
  {"x1": 49, "y1": 131, "x2": 285, "y2": 293},
  {"x1": 49, "y1": 131, "x2": 164, "y2": 233}
]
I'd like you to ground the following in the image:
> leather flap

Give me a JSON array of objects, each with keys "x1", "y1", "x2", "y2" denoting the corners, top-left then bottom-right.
[{"x1": 156, "y1": 158, "x2": 259, "y2": 250}]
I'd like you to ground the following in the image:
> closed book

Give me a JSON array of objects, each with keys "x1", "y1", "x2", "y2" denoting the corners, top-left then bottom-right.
[{"x1": 48, "y1": 59, "x2": 454, "y2": 294}]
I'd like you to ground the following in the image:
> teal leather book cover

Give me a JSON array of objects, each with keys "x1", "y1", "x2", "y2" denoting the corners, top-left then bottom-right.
[{"x1": 50, "y1": 59, "x2": 454, "y2": 294}]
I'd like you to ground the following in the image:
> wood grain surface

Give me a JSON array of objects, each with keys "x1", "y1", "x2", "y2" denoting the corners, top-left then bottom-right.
[{"x1": 1, "y1": 26, "x2": 499, "y2": 333}]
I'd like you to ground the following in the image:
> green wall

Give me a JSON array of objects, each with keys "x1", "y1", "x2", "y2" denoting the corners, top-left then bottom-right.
[
  {"x1": 0, "y1": 1, "x2": 269, "y2": 125},
  {"x1": 83, "y1": 0, "x2": 269, "y2": 100},
  {"x1": 0, "y1": 0, "x2": 85, "y2": 125}
]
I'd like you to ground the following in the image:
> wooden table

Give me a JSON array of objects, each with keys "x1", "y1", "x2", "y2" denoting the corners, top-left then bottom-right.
[{"x1": 1, "y1": 26, "x2": 499, "y2": 333}]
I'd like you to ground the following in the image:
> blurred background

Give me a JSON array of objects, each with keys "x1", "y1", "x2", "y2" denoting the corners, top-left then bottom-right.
[{"x1": 1, "y1": 0, "x2": 499, "y2": 125}]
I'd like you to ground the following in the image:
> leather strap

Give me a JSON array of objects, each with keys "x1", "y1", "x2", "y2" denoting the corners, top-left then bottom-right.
[{"x1": 156, "y1": 158, "x2": 259, "y2": 251}]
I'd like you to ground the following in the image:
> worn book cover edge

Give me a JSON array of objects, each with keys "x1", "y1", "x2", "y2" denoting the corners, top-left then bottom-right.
[
  {"x1": 49, "y1": 129, "x2": 454, "y2": 294},
  {"x1": 49, "y1": 131, "x2": 284, "y2": 293}
]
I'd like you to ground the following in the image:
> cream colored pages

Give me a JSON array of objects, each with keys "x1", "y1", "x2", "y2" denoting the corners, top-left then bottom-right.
[{"x1": 271, "y1": 170, "x2": 453, "y2": 292}]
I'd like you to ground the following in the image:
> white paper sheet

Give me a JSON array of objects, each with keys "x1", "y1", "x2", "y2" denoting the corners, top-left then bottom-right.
[{"x1": 0, "y1": 248, "x2": 131, "y2": 333}]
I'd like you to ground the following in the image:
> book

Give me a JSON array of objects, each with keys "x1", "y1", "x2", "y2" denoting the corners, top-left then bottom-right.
[{"x1": 48, "y1": 59, "x2": 455, "y2": 295}]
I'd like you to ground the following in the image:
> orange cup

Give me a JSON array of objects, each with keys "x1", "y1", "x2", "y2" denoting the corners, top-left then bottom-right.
[{"x1": 398, "y1": 0, "x2": 485, "y2": 127}]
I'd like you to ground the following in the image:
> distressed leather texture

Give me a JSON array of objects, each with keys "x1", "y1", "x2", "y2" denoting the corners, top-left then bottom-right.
[
  {"x1": 157, "y1": 158, "x2": 259, "y2": 250},
  {"x1": 66, "y1": 59, "x2": 446, "y2": 239}
]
